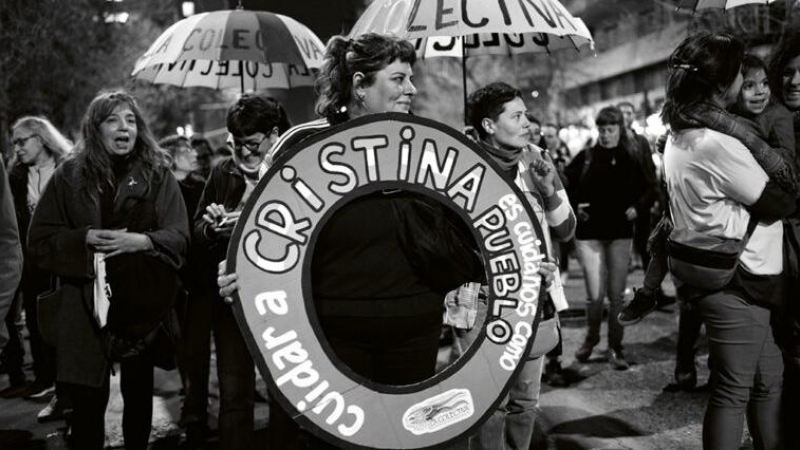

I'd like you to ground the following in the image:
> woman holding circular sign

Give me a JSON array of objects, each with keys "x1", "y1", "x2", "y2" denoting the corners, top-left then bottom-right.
[{"x1": 218, "y1": 33, "x2": 492, "y2": 449}]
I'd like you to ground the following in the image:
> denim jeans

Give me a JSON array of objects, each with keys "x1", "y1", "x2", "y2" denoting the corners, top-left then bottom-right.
[
  {"x1": 574, "y1": 239, "x2": 631, "y2": 350},
  {"x1": 453, "y1": 300, "x2": 545, "y2": 450},
  {"x1": 468, "y1": 357, "x2": 544, "y2": 450},
  {"x1": 698, "y1": 290, "x2": 783, "y2": 450}
]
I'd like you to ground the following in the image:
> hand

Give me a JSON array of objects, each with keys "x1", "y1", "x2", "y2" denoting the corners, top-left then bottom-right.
[
  {"x1": 87, "y1": 229, "x2": 153, "y2": 258},
  {"x1": 203, "y1": 203, "x2": 235, "y2": 236},
  {"x1": 625, "y1": 206, "x2": 638, "y2": 221},
  {"x1": 217, "y1": 260, "x2": 239, "y2": 304},
  {"x1": 527, "y1": 159, "x2": 556, "y2": 197},
  {"x1": 538, "y1": 260, "x2": 557, "y2": 290}
]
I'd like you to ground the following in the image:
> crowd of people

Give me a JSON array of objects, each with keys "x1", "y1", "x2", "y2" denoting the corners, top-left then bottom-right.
[{"x1": 0, "y1": 28, "x2": 798, "y2": 450}]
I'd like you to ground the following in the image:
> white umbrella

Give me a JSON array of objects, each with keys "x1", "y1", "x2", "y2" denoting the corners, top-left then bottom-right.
[{"x1": 131, "y1": 7, "x2": 324, "y2": 92}]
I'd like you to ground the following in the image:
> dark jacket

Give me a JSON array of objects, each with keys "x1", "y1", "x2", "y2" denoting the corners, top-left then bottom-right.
[
  {"x1": 192, "y1": 157, "x2": 250, "y2": 292},
  {"x1": 9, "y1": 161, "x2": 58, "y2": 304},
  {"x1": 565, "y1": 143, "x2": 649, "y2": 240},
  {"x1": 0, "y1": 160, "x2": 22, "y2": 352},
  {"x1": 28, "y1": 157, "x2": 188, "y2": 387}
]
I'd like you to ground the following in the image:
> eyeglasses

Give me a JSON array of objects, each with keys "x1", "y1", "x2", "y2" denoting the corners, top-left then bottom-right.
[
  {"x1": 231, "y1": 135, "x2": 268, "y2": 154},
  {"x1": 12, "y1": 135, "x2": 37, "y2": 147}
]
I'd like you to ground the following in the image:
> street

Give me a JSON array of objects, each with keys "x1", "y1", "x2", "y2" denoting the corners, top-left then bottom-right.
[{"x1": 0, "y1": 263, "x2": 746, "y2": 450}]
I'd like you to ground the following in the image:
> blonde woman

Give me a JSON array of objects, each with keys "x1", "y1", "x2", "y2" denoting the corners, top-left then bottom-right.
[{"x1": 5, "y1": 117, "x2": 72, "y2": 420}]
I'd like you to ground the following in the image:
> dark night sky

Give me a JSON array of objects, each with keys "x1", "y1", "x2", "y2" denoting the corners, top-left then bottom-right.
[{"x1": 192, "y1": 0, "x2": 367, "y2": 40}]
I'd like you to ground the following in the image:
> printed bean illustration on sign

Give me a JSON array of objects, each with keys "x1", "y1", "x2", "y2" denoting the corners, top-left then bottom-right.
[{"x1": 227, "y1": 113, "x2": 548, "y2": 449}]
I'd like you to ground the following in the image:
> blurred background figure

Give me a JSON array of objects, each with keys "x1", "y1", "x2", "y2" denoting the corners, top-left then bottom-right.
[
  {"x1": 0, "y1": 157, "x2": 23, "y2": 400},
  {"x1": 211, "y1": 145, "x2": 233, "y2": 169},
  {"x1": 159, "y1": 134, "x2": 204, "y2": 221},
  {"x1": 189, "y1": 136, "x2": 214, "y2": 181},
  {"x1": 4, "y1": 117, "x2": 72, "y2": 423},
  {"x1": 565, "y1": 106, "x2": 650, "y2": 371},
  {"x1": 526, "y1": 112, "x2": 543, "y2": 147}
]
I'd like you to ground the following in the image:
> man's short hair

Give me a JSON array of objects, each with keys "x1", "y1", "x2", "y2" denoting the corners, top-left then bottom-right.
[
  {"x1": 227, "y1": 93, "x2": 291, "y2": 138},
  {"x1": 467, "y1": 82, "x2": 523, "y2": 140}
]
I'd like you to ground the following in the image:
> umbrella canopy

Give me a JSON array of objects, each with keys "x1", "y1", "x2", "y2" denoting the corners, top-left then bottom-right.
[
  {"x1": 414, "y1": 18, "x2": 593, "y2": 59},
  {"x1": 132, "y1": 9, "x2": 325, "y2": 79},
  {"x1": 678, "y1": 0, "x2": 778, "y2": 10},
  {"x1": 349, "y1": 0, "x2": 592, "y2": 42},
  {"x1": 133, "y1": 59, "x2": 315, "y2": 91}
]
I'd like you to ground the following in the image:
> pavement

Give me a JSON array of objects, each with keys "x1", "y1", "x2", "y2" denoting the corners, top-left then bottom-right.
[{"x1": 0, "y1": 261, "x2": 755, "y2": 450}]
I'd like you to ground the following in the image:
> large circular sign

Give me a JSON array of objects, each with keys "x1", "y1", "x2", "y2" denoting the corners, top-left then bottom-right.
[{"x1": 227, "y1": 113, "x2": 548, "y2": 449}]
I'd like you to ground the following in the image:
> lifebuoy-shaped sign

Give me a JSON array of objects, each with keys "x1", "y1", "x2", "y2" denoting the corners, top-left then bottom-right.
[{"x1": 227, "y1": 113, "x2": 547, "y2": 449}]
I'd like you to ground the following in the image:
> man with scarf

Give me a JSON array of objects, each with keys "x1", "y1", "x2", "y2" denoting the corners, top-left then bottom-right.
[{"x1": 453, "y1": 82, "x2": 575, "y2": 450}]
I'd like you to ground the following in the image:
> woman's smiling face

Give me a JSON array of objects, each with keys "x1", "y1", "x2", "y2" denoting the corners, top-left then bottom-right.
[{"x1": 100, "y1": 104, "x2": 138, "y2": 156}]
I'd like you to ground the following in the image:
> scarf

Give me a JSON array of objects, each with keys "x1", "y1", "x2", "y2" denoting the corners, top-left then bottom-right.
[
  {"x1": 672, "y1": 103, "x2": 798, "y2": 197},
  {"x1": 478, "y1": 140, "x2": 522, "y2": 172}
]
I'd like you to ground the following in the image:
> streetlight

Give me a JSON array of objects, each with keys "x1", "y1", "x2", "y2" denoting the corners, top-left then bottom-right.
[{"x1": 182, "y1": 1, "x2": 195, "y2": 17}]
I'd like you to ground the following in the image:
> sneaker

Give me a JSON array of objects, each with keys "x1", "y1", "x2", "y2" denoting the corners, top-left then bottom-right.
[
  {"x1": 37, "y1": 395, "x2": 65, "y2": 423},
  {"x1": 575, "y1": 341, "x2": 596, "y2": 363},
  {"x1": 617, "y1": 288, "x2": 657, "y2": 326},
  {"x1": 655, "y1": 291, "x2": 677, "y2": 310},
  {"x1": 24, "y1": 381, "x2": 55, "y2": 400},
  {"x1": 608, "y1": 349, "x2": 629, "y2": 371},
  {"x1": 543, "y1": 360, "x2": 570, "y2": 387}
]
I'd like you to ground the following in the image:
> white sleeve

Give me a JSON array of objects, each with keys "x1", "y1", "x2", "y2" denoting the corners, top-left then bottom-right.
[{"x1": 707, "y1": 135, "x2": 768, "y2": 206}]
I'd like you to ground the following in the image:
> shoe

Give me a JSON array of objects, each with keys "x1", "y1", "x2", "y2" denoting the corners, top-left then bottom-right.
[
  {"x1": 0, "y1": 381, "x2": 30, "y2": 398},
  {"x1": 663, "y1": 370, "x2": 697, "y2": 392},
  {"x1": 655, "y1": 291, "x2": 677, "y2": 310},
  {"x1": 618, "y1": 288, "x2": 658, "y2": 326},
  {"x1": 180, "y1": 422, "x2": 209, "y2": 450},
  {"x1": 543, "y1": 359, "x2": 569, "y2": 387},
  {"x1": 24, "y1": 381, "x2": 55, "y2": 400},
  {"x1": 37, "y1": 395, "x2": 66, "y2": 423},
  {"x1": 607, "y1": 349, "x2": 629, "y2": 371},
  {"x1": 575, "y1": 341, "x2": 596, "y2": 363}
]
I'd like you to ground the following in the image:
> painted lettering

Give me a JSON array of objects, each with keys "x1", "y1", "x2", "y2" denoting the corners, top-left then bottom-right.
[
  {"x1": 406, "y1": 0, "x2": 427, "y2": 32},
  {"x1": 233, "y1": 29, "x2": 248, "y2": 49},
  {"x1": 320, "y1": 143, "x2": 358, "y2": 195},
  {"x1": 446, "y1": 163, "x2": 485, "y2": 213},
  {"x1": 352, "y1": 136, "x2": 388, "y2": 182},
  {"x1": 462, "y1": 0, "x2": 488, "y2": 27},
  {"x1": 416, "y1": 140, "x2": 458, "y2": 190},
  {"x1": 255, "y1": 290, "x2": 289, "y2": 316},
  {"x1": 435, "y1": 0, "x2": 458, "y2": 29}
]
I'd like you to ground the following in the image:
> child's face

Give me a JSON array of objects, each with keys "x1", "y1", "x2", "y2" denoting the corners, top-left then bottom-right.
[{"x1": 738, "y1": 68, "x2": 770, "y2": 115}]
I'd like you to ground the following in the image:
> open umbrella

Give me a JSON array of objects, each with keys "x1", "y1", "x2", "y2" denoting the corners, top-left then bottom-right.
[
  {"x1": 349, "y1": 0, "x2": 593, "y2": 120},
  {"x1": 414, "y1": 19, "x2": 593, "y2": 59},
  {"x1": 677, "y1": 0, "x2": 778, "y2": 11},
  {"x1": 350, "y1": 0, "x2": 591, "y2": 41},
  {"x1": 133, "y1": 59, "x2": 315, "y2": 91},
  {"x1": 131, "y1": 5, "x2": 325, "y2": 92}
]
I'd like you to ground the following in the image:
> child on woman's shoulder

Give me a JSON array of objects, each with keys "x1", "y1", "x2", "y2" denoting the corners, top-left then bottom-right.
[
  {"x1": 732, "y1": 54, "x2": 795, "y2": 163},
  {"x1": 618, "y1": 54, "x2": 796, "y2": 327}
]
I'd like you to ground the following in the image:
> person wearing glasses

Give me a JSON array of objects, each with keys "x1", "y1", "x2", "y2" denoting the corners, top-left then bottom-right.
[
  {"x1": 4, "y1": 117, "x2": 72, "y2": 422},
  {"x1": 189, "y1": 93, "x2": 290, "y2": 450}
]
